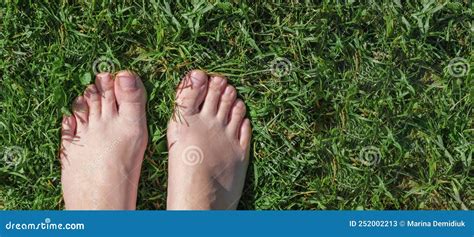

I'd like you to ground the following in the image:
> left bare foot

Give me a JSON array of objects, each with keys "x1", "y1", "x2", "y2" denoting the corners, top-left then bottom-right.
[{"x1": 60, "y1": 71, "x2": 148, "y2": 210}]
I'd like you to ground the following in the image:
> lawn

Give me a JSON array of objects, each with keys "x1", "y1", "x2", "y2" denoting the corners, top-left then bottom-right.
[{"x1": 0, "y1": 0, "x2": 472, "y2": 210}]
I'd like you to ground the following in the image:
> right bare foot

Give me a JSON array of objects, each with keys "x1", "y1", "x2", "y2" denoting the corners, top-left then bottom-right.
[{"x1": 166, "y1": 70, "x2": 252, "y2": 210}]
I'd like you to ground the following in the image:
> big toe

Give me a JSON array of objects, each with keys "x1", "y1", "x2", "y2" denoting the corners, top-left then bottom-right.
[
  {"x1": 114, "y1": 70, "x2": 147, "y2": 123},
  {"x1": 174, "y1": 70, "x2": 208, "y2": 117}
]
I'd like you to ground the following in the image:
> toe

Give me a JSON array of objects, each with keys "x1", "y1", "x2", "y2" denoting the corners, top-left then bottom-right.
[
  {"x1": 239, "y1": 118, "x2": 252, "y2": 150},
  {"x1": 60, "y1": 115, "x2": 77, "y2": 167},
  {"x1": 72, "y1": 96, "x2": 89, "y2": 131},
  {"x1": 114, "y1": 70, "x2": 147, "y2": 123},
  {"x1": 201, "y1": 75, "x2": 227, "y2": 116},
  {"x1": 84, "y1": 84, "x2": 101, "y2": 120},
  {"x1": 61, "y1": 115, "x2": 77, "y2": 147},
  {"x1": 216, "y1": 85, "x2": 236, "y2": 124},
  {"x1": 227, "y1": 99, "x2": 246, "y2": 138},
  {"x1": 95, "y1": 72, "x2": 117, "y2": 118},
  {"x1": 175, "y1": 70, "x2": 208, "y2": 116}
]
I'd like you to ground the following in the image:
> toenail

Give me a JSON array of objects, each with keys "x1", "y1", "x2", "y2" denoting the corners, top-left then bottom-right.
[
  {"x1": 189, "y1": 71, "x2": 206, "y2": 86},
  {"x1": 87, "y1": 86, "x2": 98, "y2": 94},
  {"x1": 224, "y1": 86, "x2": 233, "y2": 94},
  {"x1": 190, "y1": 75, "x2": 204, "y2": 86},
  {"x1": 212, "y1": 76, "x2": 223, "y2": 84},
  {"x1": 97, "y1": 73, "x2": 110, "y2": 81},
  {"x1": 118, "y1": 76, "x2": 137, "y2": 89}
]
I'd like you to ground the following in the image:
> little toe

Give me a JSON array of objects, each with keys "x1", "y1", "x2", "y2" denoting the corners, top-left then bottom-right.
[
  {"x1": 84, "y1": 84, "x2": 101, "y2": 120},
  {"x1": 239, "y1": 118, "x2": 252, "y2": 150},
  {"x1": 72, "y1": 96, "x2": 89, "y2": 131},
  {"x1": 227, "y1": 99, "x2": 246, "y2": 138},
  {"x1": 95, "y1": 72, "x2": 117, "y2": 118},
  {"x1": 216, "y1": 85, "x2": 236, "y2": 124},
  {"x1": 61, "y1": 115, "x2": 77, "y2": 147},
  {"x1": 201, "y1": 75, "x2": 227, "y2": 116},
  {"x1": 174, "y1": 70, "x2": 208, "y2": 117},
  {"x1": 113, "y1": 70, "x2": 147, "y2": 123}
]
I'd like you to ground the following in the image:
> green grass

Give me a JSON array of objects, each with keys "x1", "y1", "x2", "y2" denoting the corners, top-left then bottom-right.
[{"x1": 0, "y1": 0, "x2": 472, "y2": 210}]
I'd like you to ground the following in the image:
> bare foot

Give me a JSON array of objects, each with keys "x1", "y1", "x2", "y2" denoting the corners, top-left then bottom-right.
[
  {"x1": 60, "y1": 71, "x2": 148, "y2": 210},
  {"x1": 167, "y1": 70, "x2": 251, "y2": 210}
]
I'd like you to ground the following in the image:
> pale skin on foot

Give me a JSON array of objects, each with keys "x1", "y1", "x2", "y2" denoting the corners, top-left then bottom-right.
[
  {"x1": 60, "y1": 69, "x2": 251, "y2": 210},
  {"x1": 167, "y1": 70, "x2": 251, "y2": 210},
  {"x1": 60, "y1": 71, "x2": 148, "y2": 210}
]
